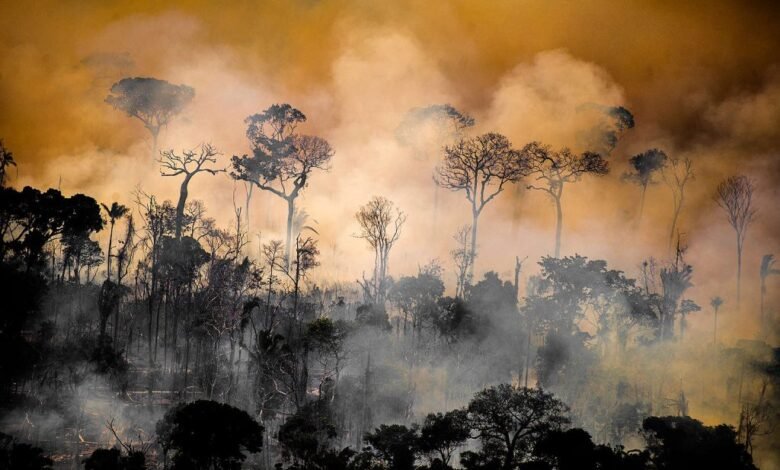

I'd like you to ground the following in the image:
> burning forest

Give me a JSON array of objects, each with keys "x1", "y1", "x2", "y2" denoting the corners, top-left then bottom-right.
[{"x1": 0, "y1": 1, "x2": 779, "y2": 469}]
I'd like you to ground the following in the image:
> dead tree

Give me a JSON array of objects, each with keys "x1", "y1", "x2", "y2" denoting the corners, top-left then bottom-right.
[
  {"x1": 159, "y1": 143, "x2": 224, "y2": 239},
  {"x1": 716, "y1": 175, "x2": 757, "y2": 309}
]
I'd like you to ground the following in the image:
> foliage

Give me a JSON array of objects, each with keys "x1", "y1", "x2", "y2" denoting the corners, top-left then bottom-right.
[{"x1": 156, "y1": 400, "x2": 264, "y2": 469}]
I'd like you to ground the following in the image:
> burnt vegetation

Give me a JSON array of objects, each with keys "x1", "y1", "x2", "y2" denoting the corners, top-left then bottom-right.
[{"x1": 0, "y1": 85, "x2": 778, "y2": 470}]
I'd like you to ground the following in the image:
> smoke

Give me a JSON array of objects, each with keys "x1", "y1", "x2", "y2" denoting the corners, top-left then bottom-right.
[{"x1": 1, "y1": 1, "x2": 779, "y2": 465}]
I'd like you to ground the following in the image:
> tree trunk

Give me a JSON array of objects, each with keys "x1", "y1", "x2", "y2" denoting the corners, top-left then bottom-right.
[
  {"x1": 285, "y1": 198, "x2": 295, "y2": 268},
  {"x1": 668, "y1": 200, "x2": 682, "y2": 250},
  {"x1": 106, "y1": 221, "x2": 115, "y2": 281},
  {"x1": 554, "y1": 195, "x2": 563, "y2": 258},
  {"x1": 175, "y1": 175, "x2": 191, "y2": 240},
  {"x1": 470, "y1": 210, "x2": 479, "y2": 278},
  {"x1": 736, "y1": 237, "x2": 743, "y2": 310},
  {"x1": 713, "y1": 306, "x2": 719, "y2": 344}
]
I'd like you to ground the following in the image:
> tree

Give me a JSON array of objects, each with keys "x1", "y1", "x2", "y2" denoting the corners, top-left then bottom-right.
[
  {"x1": 159, "y1": 143, "x2": 224, "y2": 239},
  {"x1": 435, "y1": 133, "x2": 526, "y2": 273},
  {"x1": 451, "y1": 225, "x2": 474, "y2": 299},
  {"x1": 759, "y1": 254, "x2": 780, "y2": 330},
  {"x1": 662, "y1": 156, "x2": 693, "y2": 250},
  {"x1": 364, "y1": 424, "x2": 420, "y2": 470},
  {"x1": 466, "y1": 384, "x2": 570, "y2": 469},
  {"x1": 231, "y1": 104, "x2": 333, "y2": 266},
  {"x1": 278, "y1": 400, "x2": 338, "y2": 467},
  {"x1": 0, "y1": 186, "x2": 104, "y2": 268},
  {"x1": 711, "y1": 296, "x2": 723, "y2": 344},
  {"x1": 716, "y1": 175, "x2": 756, "y2": 308},
  {"x1": 389, "y1": 267, "x2": 445, "y2": 336},
  {"x1": 105, "y1": 77, "x2": 195, "y2": 159},
  {"x1": 156, "y1": 400, "x2": 264, "y2": 469},
  {"x1": 642, "y1": 416, "x2": 756, "y2": 470},
  {"x1": 0, "y1": 140, "x2": 16, "y2": 188},
  {"x1": 522, "y1": 142, "x2": 608, "y2": 258},
  {"x1": 101, "y1": 202, "x2": 129, "y2": 282},
  {"x1": 624, "y1": 149, "x2": 667, "y2": 223},
  {"x1": 418, "y1": 410, "x2": 470, "y2": 466},
  {"x1": 355, "y1": 196, "x2": 406, "y2": 302}
]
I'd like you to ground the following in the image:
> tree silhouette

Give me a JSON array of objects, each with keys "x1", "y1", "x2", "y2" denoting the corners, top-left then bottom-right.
[
  {"x1": 759, "y1": 254, "x2": 780, "y2": 330},
  {"x1": 0, "y1": 140, "x2": 16, "y2": 188},
  {"x1": 716, "y1": 175, "x2": 756, "y2": 308},
  {"x1": 101, "y1": 202, "x2": 129, "y2": 282},
  {"x1": 159, "y1": 143, "x2": 224, "y2": 239},
  {"x1": 711, "y1": 296, "x2": 723, "y2": 344},
  {"x1": 466, "y1": 384, "x2": 570, "y2": 469},
  {"x1": 105, "y1": 77, "x2": 194, "y2": 159},
  {"x1": 642, "y1": 416, "x2": 756, "y2": 469},
  {"x1": 418, "y1": 409, "x2": 470, "y2": 466},
  {"x1": 231, "y1": 104, "x2": 333, "y2": 266},
  {"x1": 522, "y1": 142, "x2": 608, "y2": 258},
  {"x1": 624, "y1": 149, "x2": 667, "y2": 223},
  {"x1": 156, "y1": 400, "x2": 263, "y2": 469},
  {"x1": 355, "y1": 196, "x2": 406, "y2": 302},
  {"x1": 661, "y1": 156, "x2": 693, "y2": 250},
  {"x1": 435, "y1": 133, "x2": 526, "y2": 273},
  {"x1": 364, "y1": 424, "x2": 420, "y2": 470}
]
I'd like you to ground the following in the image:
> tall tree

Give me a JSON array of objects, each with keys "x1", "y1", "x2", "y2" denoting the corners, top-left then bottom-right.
[
  {"x1": 101, "y1": 202, "x2": 129, "y2": 282},
  {"x1": 624, "y1": 148, "x2": 667, "y2": 223},
  {"x1": 522, "y1": 142, "x2": 608, "y2": 258},
  {"x1": 435, "y1": 133, "x2": 526, "y2": 273},
  {"x1": 105, "y1": 77, "x2": 195, "y2": 159},
  {"x1": 231, "y1": 104, "x2": 333, "y2": 266},
  {"x1": 159, "y1": 143, "x2": 224, "y2": 239},
  {"x1": 662, "y1": 156, "x2": 694, "y2": 250},
  {"x1": 355, "y1": 196, "x2": 406, "y2": 303},
  {"x1": 759, "y1": 254, "x2": 780, "y2": 330},
  {"x1": 716, "y1": 175, "x2": 757, "y2": 308}
]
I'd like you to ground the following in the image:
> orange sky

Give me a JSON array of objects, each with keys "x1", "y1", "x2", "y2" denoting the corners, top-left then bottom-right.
[{"x1": 1, "y1": 0, "x2": 779, "y2": 342}]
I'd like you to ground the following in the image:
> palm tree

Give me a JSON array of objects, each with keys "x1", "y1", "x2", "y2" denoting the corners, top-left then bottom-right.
[
  {"x1": 760, "y1": 254, "x2": 780, "y2": 331},
  {"x1": 711, "y1": 296, "x2": 723, "y2": 344},
  {"x1": 0, "y1": 140, "x2": 16, "y2": 187},
  {"x1": 102, "y1": 202, "x2": 129, "y2": 281}
]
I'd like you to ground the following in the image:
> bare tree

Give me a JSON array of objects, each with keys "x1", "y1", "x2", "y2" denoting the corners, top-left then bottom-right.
[
  {"x1": 106, "y1": 77, "x2": 194, "y2": 159},
  {"x1": 231, "y1": 104, "x2": 333, "y2": 267},
  {"x1": 662, "y1": 156, "x2": 694, "y2": 250},
  {"x1": 624, "y1": 148, "x2": 667, "y2": 223},
  {"x1": 716, "y1": 175, "x2": 757, "y2": 308},
  {"x1": 355, "y1": 196, "x2": 406, "y2": 302},
  {"x1": 759, "y1": 254, "x2": 780, "y2": 330},
  {"x1": 522, "y1": 141, "x2": 608, "y2": 258},
  {"x1": 435, "y1": 133, "x2": 526, "y2": 273},
  {"x1": 450, "y1": 225, "x2": 474, "y2": 299},
  {"x1": 159, "y1": 143, "x2": 224, "y2": 240}
]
